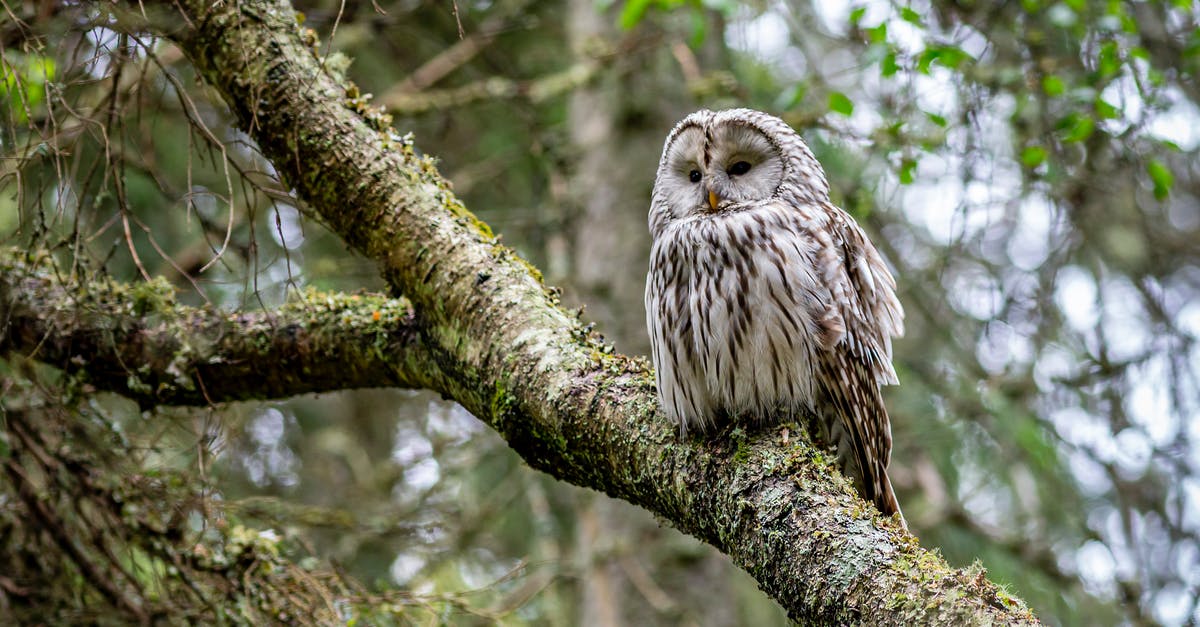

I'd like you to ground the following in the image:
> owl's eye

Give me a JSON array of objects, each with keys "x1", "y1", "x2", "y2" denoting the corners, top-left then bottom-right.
[
  {"x1": 727, "y1": 161, "x2": 752, "y2": 176},
  {"x1": 688, "y1": 170, "x2": 702, "y2": 183}
]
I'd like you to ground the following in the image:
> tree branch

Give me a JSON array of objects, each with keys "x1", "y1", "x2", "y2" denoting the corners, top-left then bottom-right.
[
  {"x1": 19, "y1": 0, "x2": 1042, "y2": 622},
  {"x1": 0, "y1": 249, "x2": 430, "y2": 406}
]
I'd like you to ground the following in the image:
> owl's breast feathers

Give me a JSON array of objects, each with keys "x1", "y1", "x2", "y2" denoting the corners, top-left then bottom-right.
[{"x1": 646, "y1": 200, "x2": 903, "y2": 429}]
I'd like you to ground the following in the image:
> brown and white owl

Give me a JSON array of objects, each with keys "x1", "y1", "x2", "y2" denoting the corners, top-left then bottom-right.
[{"x1": 645, "y1": 108, "x2": 906, "y2": 524}]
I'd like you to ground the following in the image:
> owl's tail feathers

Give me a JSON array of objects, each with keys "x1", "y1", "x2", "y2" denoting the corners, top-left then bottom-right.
[
  {"x1": 820, "y1": 407, "x2": 908, "y2": 530},
  {"x1": 815, "y1": 354, "x2": 908, "y2": 531},
  {"x1": 875, "y1": 471, "x2": 908, "y2": 530}
]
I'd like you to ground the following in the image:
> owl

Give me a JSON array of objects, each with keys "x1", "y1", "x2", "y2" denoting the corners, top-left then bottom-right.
[{"x1": 645, "y1": 108, "x2": 906, "y2": 523}]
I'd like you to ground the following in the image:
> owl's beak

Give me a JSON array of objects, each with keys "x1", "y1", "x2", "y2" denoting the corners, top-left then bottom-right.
[{"x1": 707, "y1": 189, "x2": 720, "y2": 210}]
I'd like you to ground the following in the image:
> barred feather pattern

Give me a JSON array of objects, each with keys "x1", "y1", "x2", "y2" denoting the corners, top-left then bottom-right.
[{"x1": 645, "y1": 109, "x2": 905, "y2": 523}]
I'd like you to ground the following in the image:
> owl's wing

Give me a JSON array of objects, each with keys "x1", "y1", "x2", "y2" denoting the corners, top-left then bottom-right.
[
  {"x1": 820, "y1": 207, "x2": 904, "y2": 383},
  {"x1": 810, "y1": 203, "x2": 905, "y2": 518}
]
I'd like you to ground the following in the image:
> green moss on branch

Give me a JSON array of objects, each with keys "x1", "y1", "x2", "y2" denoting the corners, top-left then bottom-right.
[{"x1": 0, "y1": 248, "x2": 431, "y2": 406}]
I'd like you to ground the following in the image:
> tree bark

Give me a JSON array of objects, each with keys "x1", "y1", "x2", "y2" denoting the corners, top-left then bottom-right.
[
  {"x1": 1, "y1": 0, "x2": 1043, "y2": 623},
  {"x1": 0, "y1": 250, "x2": 427, "y2": 406}
]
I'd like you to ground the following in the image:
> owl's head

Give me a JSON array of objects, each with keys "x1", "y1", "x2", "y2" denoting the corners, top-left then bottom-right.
[{"x1": 650, "y1": 109, "x2": 829, "y2": 233}]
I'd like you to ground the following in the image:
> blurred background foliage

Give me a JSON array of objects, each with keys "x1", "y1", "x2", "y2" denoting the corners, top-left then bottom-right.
[{"x1": 2, "y1": 0, "x2": 1199, "y2": 624}]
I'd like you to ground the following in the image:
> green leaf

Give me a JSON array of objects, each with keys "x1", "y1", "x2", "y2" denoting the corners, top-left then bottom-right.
[
  {"x1": 900, "y1": 7, "x2": 923, "y2": 25},
  {"x1": 850, "y1": 7, "x2": 867, "y2": 25},
  {"x1": 926, "y1": 112, "x2": 947, "y2": 127},
  {"x1": 916, "y1": 50, "x2": 934, "y2": 74},
  {"x1": 828, "y1": 91, "x2": 855, "y2": 116},
  {"x1": 618, "y1": 0, "x2": 652, "y2": 30},
  {"x1": 898, "y1": 158, "x2": 917, "y2": 184},
  {"x1": 1094, "y1": 97, "x2": 1120, "y2": 119},
  {"x1": 866, "y1": 23, "x2": 888, "y2": 43},
  {"x1": 939, "y1": 46, "x2": 974, "y2": 69},
  {"x1": 881, "y1": 51, "x2": 899, "y2": 77},
  {"x1": 1041, "y1": 74, "x2": 1065, "y2": 96},
  {"x1": 1021, "y1": 145, "x2": 1048, "y2": 168},
  {"x1": 1060, "y1": 113, "x2": 1095, "y2": 142},
  {"x1": 1147, "y1": 159, "x2": 1174, "y2": 200},
  {"x1": 1097, "y1": 40, "x2": 1121, "y2": 77},
  {"x1": 917, "y1": 45, "x2": 974, "y2": 74}
]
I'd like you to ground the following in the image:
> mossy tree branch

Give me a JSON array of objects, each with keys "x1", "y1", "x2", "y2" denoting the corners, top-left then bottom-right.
[
  {"x1": 6, "y1": 0, "x2": 1044, "y2": 622},
  {"x1": 0, "y1": 249, "x2": 429, "y2": 406}
]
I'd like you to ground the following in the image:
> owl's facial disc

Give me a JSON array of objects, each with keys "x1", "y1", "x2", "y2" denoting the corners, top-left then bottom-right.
[
  {"x1": 661, "y1": 118, "x2": 786, "y2": 217},
  {"x1": 664, "y1": 126, "x2": 713, "y2": 213},
  {"x1": 705, "y1": 123, "x2": 785, "y2": 206}
]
